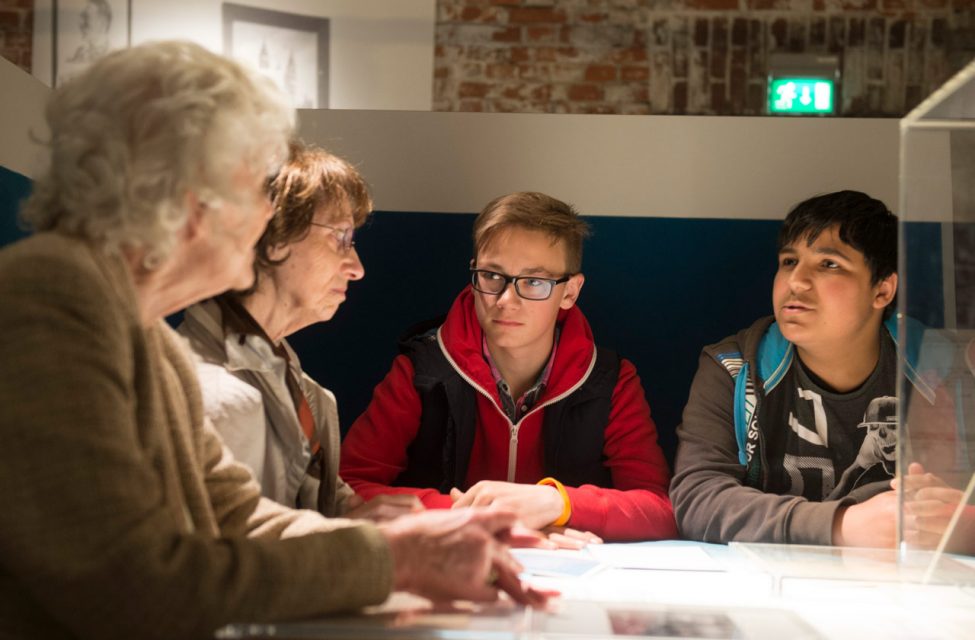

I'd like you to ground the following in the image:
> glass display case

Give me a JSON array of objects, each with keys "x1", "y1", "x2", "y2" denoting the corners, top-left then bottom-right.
[{"x1": 899, "y1": 58, "x2": 975, "y2": 567}]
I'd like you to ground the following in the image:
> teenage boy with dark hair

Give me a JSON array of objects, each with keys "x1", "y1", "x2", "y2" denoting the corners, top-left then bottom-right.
[
  {"x1": 671, "y1": 190, "x2": 910, "y2": 547},
  {"x1": 341, "y1": 192, "x2": 677, "y2": 542}
]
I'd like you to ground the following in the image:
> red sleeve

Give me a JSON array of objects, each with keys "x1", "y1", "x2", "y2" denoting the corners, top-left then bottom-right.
[
  {"x1": 563, "y1": 358, "x2": 678, "y2": 541},
  {"x1": 339, "y1": 355, "x2": 452, "y2": 509}
]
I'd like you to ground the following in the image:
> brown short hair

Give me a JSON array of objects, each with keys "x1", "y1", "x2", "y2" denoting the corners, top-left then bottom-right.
[
  {"x1": 472, "y1": 192, "x2": 589, "y2": 274},
  {"x1": 253, "y1": 140, "x2": 372, "y2": 277}
]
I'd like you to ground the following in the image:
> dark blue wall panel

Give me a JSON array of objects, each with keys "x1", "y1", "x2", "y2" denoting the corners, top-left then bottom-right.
[
  {"x1": 0, "y1": 171, "x2": 944, "y2": 470},
  {"x1": 0, "y1": 166, "x2": 31, "y2": 247},
  {"x1": 289, "y1": 212, "x2": 783, "y2": 469}
]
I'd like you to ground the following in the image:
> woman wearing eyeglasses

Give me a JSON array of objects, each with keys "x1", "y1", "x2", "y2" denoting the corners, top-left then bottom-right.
[
  {"x1": 340, "y1": 191, "x2": 677, "y2": 544},
  {"x1": 179, "y1": 141, "x2": 421, "y2": 521}
]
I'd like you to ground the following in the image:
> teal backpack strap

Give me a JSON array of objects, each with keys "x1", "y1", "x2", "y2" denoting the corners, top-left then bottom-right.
[{"x1": 714, "y1": 352, "x2": 749, "y2": 466}]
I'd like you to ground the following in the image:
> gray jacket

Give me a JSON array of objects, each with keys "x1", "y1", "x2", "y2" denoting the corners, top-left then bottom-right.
[{"x1": 179, "y1": 299, "x2": 355, "y2": 517}]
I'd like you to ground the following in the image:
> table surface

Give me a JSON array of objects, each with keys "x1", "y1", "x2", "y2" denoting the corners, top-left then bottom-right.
[{"x1": 218, "y1": 541, "x2": 975, "y2": 639}]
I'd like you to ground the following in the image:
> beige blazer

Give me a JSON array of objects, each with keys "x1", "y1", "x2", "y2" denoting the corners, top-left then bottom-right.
[{"x1": 0, "y1": 234, "x2": 392, "y2": 640}]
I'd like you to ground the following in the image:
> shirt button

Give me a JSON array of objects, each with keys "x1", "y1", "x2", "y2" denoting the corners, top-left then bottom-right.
[{"x1": 521, "y1": 405, "x2": 528, "y2": 412}]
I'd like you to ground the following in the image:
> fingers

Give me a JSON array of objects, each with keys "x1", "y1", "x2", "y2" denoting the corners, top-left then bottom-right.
[
  {"x1": 464, "y1": 506, "x2": 520, "y2": 536},
  {"x1": 557, "y1": 527, "x2": 603, "y2": 545},
  {"x1": 541, "y1": 526, "x2": 603, "y2": 550},
  {"x1": 375, "y1": 494, "x2": 425, "y2": 509},
  {"x1": 894, "y1": 469, "x2": 950, "y2": 493},
  {"x1": 449, "y1": 487, "x2": 468, "y2": 508},
  {"x1": 491, "y1": 555, "x2": 555, "y2": 608},
  {"x1": 499, "y1": 523, "x2": 557, "y2": 550},
  {"x1": 546, "y1": 531, "x2": 587, "y2": 550},
  {"x1": 902, "y1": 527, "x2": 944, "y2": 549},
  {"x1": 915, "y1": 487, "x2": 964, "y2": 504}
]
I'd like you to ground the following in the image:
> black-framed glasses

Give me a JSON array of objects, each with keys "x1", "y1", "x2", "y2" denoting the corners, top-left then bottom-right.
[
  {"x1": 309, "y1": 222, "x2": 356, "y2": 254},
  {"x1": 470, "y1": 268, "x2": 571, "y2": 301}
]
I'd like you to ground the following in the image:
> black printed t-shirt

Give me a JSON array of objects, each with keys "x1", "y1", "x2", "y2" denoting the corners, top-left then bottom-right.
[{"x1": 763, "y1": 333, "x2": 897, "y2": 502}]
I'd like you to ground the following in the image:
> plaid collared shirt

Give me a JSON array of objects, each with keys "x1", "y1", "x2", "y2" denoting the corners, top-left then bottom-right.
[{"x1": 482, "y1": 327, "x2": 560, "y2": 423}]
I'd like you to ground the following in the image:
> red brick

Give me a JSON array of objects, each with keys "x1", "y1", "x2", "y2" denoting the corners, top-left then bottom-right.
[
  {"x1": 434, "y1": 66, "x2": 449, "y2": 79},
  {"x1": 460, "y1": 7, "x2": 496, "y2": 22},
  {"x1": 486, "y1": 64, "x2": 517, "y2": 79},
  {"x1": 585, "y1": 64, "x2": 617, "y2": 82},
  {"x1": 490, "y1": 0, "x2": 521, "y2": 6},
  {"x1": 611, "y1": 47, "x2": 648, "y2": 64},
  {"x1": 4, "y1": 32, "x2": 28, "y2": 48},
  {"x1": 460, "y1": 63, "x2": 483, "y2": 79},
  {"x1": 527, "y1": 26, "x2": 556, "y2": 42},
  {"x1": 568, "y1": 83, "x2": 604, "y2": 101},
  {"x1": 459, "y1": 82, "x2": 491, "y2": 98},
  {"x1": 534, "y1": 47, "x2": 556, "y2": 62},
  {"x1": 630, "y1": 85, "x2": 649, "y2": 103},
  {"x1": 493, "y1": 26, "x2": 521, "y2": 43},
  {"x1": 459, "y1": 99, "x2": 485, "y2": 112},
  {"x1": 509, "y1": 8, "x2": 567, "y2": 24},
  {"x1": 622, "y1": 66, "x2": 649, "y2": 82},
  {"x1": 518, "y1": 64, "x2": 552, "y2": 82},
  {"x1": 580, "y1": 12, "x2": 607, "y2": 24},
  {"x1": 0, "y1": 10, "x2": 22, "y2": 28},
  {"x1": 685, "y1": 0, "x2": 740, "y2": 8},
  {"x1": 557, "y1": 46, "x2": 580, "y2": 60},
  {"x1": 511, "y1": 47, "x2": 531, "y2": 63},
  {"x1": 501, "y1": 84, "x2": 524, "y2": 99},
  {"x1": 621, "y1": 104, "x2": 652, "y2": 115},
  {"x1": 531, "y1": 85, "x2": 552, "y2": 101}
]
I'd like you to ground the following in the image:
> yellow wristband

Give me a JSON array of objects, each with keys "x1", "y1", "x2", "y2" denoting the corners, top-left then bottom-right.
[{"x1": 537, "y1": 477, "x2": 571, "y2": 527}]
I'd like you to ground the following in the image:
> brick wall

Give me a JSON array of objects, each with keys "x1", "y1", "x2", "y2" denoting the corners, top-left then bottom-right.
[
  {"x1": 0, "y1": 0, "x2": 33, "y2": 74},
  {"x1": 434, "y1": 0, "x2": 975, "y2": 115}
]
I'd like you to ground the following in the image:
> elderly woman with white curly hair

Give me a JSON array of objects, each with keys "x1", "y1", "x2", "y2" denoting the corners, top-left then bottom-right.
[{"x1": 0, "y1": 41, "x2": 548, "y2": 640}]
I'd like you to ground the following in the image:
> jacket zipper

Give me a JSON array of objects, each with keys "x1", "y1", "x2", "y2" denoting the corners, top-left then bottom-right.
[{"x1": 436, "y1": 328, "x2": 598, "y2": 484}]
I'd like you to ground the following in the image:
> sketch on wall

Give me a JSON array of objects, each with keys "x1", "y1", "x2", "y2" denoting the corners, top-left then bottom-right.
[
  {"x1": 53, "y1": 0, "x2": 130, "y2": 86},
  {"x1": 222, "y1": 3, "x2": 329, "y2": 109}
]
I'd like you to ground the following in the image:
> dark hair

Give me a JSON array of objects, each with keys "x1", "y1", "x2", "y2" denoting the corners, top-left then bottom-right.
[
  {"x1": 778, "y1": 190, "x2": 897, "y2": 284},
  {"x1": 473, "y1": 192, "x2": 590, "y2": 274}
]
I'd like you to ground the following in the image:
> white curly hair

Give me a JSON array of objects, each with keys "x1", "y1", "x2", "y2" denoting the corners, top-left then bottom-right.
[{"x1": 21, "y1": 40, "x2": 295, "y2": 269}]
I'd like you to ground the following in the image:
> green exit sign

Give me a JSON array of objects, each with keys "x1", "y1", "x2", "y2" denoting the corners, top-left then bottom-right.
[{"x1": 769, "y1": 78, "x2": 835, "y2": 115}]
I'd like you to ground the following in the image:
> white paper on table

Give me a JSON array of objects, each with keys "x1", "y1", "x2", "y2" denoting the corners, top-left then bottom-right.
[
  {"x1": 511, "y1": 548, "x2": 605, "y2": 578},
  {"x1": 586, "y1": 545, "x2": 722, "y2": 572}
]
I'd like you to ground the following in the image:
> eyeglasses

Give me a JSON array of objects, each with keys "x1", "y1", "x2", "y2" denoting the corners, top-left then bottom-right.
[
  {"x1": 309, "y1": 222, "x2": 356, "y2": 254},
  {"x1": 470, "y1": 268, "x2": 571, "y2": 301}
]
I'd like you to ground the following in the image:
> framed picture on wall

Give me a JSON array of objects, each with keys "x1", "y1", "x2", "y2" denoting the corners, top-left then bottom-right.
[
  {"x1": 222, "y1": 3, "x2": 329, "y2": 109},
  {"x1": 53, "y1": 0, "x2": 131, "y2": 86}
]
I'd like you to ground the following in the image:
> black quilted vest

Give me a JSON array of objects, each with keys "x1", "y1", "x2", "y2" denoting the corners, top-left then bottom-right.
[{"x1": 393, "y1": 319, "x2": 620, "y2": 493}]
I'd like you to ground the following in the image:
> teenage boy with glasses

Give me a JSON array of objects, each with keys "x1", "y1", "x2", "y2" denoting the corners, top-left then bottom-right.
[{"x1": 341, "y1": 192, "x2": 677, "y2": 543}]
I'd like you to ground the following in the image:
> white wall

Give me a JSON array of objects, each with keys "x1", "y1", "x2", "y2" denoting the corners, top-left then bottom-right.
[
  {"x1": 2, "y1": 49, "x2": 900, "y2": 222},
  {"x1": 31, "y1": 0, "x2": 436, "y2": 111},
  {"x1": 0, "y1": 57, "x2": 50, "y2": 179},
  {"x1": 298, "y1": 110, "x2": 900, "y2": 219}
]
